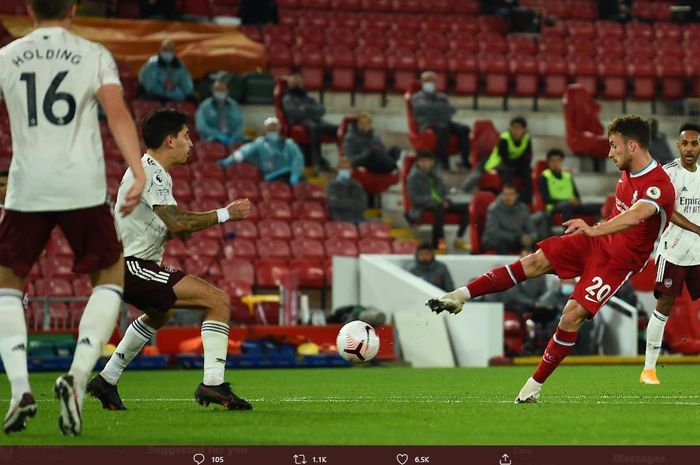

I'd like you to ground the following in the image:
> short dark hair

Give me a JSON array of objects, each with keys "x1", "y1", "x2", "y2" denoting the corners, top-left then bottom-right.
[
  {"x1": 679, "y1": 123, "x2": 700, "y2": 135},
  {"x1": 510, "y1": 116, "x2": 527, "y2": 128},
  {"x1": 416, "y1": 242, "x2": 433, "y2": 253},
  {"x1": 607, "y1": 115, "x2": 651, "y2": 149},
  {"x1": 502, "y1": 183, "x2": 517, "y2": 191},
  {"x1": 416, "y1": 150, "x2": 434, "y2": 160},
  {"x1": 141, "y1": 108, "x2": 188, "y2": 149},
  {"x1": 546, "y1": 148, "x2": 565, "y2": 160},
  {"x1": 31, "y1": 0, "x2": 75, "y2": 20},
  {"x1": 0, "y1": 170, "x2": 8, "y2": 177}
]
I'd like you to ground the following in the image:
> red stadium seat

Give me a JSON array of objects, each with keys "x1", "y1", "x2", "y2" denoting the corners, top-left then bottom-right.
[
  {"x1": 46, "y1": 232, "x2": 73, "y2": 257},
  {"x1": 478, "y1": 52, "x2": 509, "y2": 98},
  {"x1": 72, "y1": 277, "x2": 92, "y2": 297},
  {"x1": 568, "y1": 55, "x2": 598, "y2": 97},
  {"x1": 538, "y1": 35, "x2": 567, "y2": 57},
  {"x1": 324, "y1": 239, "x2": 359, "y2": 257},
  {"x1": 224, "y1": 220, "x2": 258, "y2": 240},
  {"x1": 131, "y1": 100, "x2": 162, "y2": 123},
  {"x1": 449, "y1": 52, "x2": 479, "y2": 97},
  {"x1": 291, "y1": 220, "x2": 326, "y2": 240},
  {"x1": 172, "y1": 182, "x2": 194, "y2": 202},
  {"x1": 538, "y1": 54, "x2": 569, "y2": 97},
  {"x1": 358, "y1": 222, "x2": 392, "y2": 240},
  {"x1": 392, "y1": 240, "x2": 418, "y2": 255},
  {"x1": 468, "y1": 191, "x2": 496, "y2": 254},
  {"x1": 267, "y1": 43, "x2": 294, "y2": 80},
  {"x1": 223, "y1": 238, "x2": 258, "y2": 260},
  {"x1": 469, "y1": 119, "x2": 503, "y2": 192},
  {"x1": 35, "y1": 278, "x2": 73, "y2": 297},
  {"x1": 221, "y1": 258, "x2": 255, "y2": 284},
  {"x1": 324, "y1": 221, "x2": 359, "y2": 241},
  {"x1": 289, "y1": 258, "x2": 326, "y2": 287},
  {"x1": 627, "y1": 61, "x2": 656, "y2": 100},
  {"x1": 293, "y1": 44, "x2": 325, "y2": 90},
  {"x1": 388, "y1": 48, "x2": 417, "y2": 93},
  {"x1": 188, "y1": 238, "x2": 220, "y2": 258},
  {"x1": 226, "y1": 178, "x2": 261, "y2": 202},
  {"x1": 563, "y1": 84, "x2": 610, "y2": 160},
  {"x1": 169, "y1": 165, "x2": 192, "y2": 180},
  {"x1": 596, "y1": 21, "x2": 624, "y2": 40},
  {"x1": 258, "y1": 219, "x2": 293, "y2": 240},
  {"x1": 292, "y1": 201, "x2": 328, "y2": 221},
  {"x1": 256, "y1": 238, "x2": 291, "y2": 259},
  {"x1": 355, "y1": 47, "x2": 388, "y2": 92},
  {"x1": 290, "y1": 239, "x2": 326, "y2": 259},
  {"x1": 258, "y1": 200, "x2": 293, "y2": 221},
  {"x1": 164, "y1": 239, "x2": 188, "y2": 259},
  {"x1": 656, "y1": 57, "x2": 686, "y2": 100},
  {"x1": 191, "y1": 163, "x2": 225, "y2": 181},
  {"x1": 39, "y1": 256, "x2": 75, "y2": 279},
  {"x1": 358, "y1": 239, "x2": 392, "y2": 254},
  {"x1": 194, "y1": 141, "x2": 227, "y2": 162},
  {"x1": 182, "y1": 0, "x2": 212, "y2": 16},
  {"x1": 509, "y1": 55, "x2": 538, "y2": 98},
  {"x1": 255, "y1": 258, "x2": 290, "y2": 287},
  {"x1": 184, "y1": 256, "x2": 222, "y2": 280},
  {"x1": 293, "y1": 183, "x2": 326, "y2": 202},
  {"x1": 325, "y1": 45, "x2": 356, "y2": 91},
  {"x1": 193, "y1": 181, "x2": 226, "y2": 202},
  {"x1": 598, "y1": 57, "x2": 627, "y2": 100},
  {"x1": 259, "y1": 181, "x2": 293, "y2": 202}
]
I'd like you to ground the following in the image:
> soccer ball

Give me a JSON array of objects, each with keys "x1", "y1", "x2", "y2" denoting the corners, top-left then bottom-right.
[{"x1": 336, "y1": 320, "x2": 380, "y2": 363}]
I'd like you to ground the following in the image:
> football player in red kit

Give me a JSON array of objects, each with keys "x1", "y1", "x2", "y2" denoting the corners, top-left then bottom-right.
[{"x1": 427, "y1": 115, "x2": 675, "y2": 403}]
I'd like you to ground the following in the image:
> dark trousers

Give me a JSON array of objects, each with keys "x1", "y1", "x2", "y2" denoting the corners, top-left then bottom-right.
[
  {"x1": 357, "y1": 146, "x2": 401, "y2": 174},
  {"x1": 551, "y1": 202, "x2": 602, "y2": 222},
  {"x1": 304, "y1": 120, "x2": 338, "y2": 168},
  {"x1": 422, "y1": 201, "x2": 470, "y2": 249},
  {"x1": 497, "y1": 161, "x2": 532, "y2": 205},
  {"x1": 432, "y1": 122, "x2": 471, "y2": 169}
]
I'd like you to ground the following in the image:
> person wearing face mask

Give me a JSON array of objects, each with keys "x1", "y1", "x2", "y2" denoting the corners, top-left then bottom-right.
[
  {"x1": 195, "y1": 79, "x2": 246, "y2": 146},
  {"x1": 138, "y1": 39, "x2": 194, "y2": 102},
  {"x1": 481, "y1": 183, "x2": 537, "y2": 255},
  {"x1": 406, "y1": 242, "x2": 455, "y2": 292},
  {"x1": 410, "y1": 71, "x2": 471, "y2": 170},
  {"x1": 326, "y1": 157, "x2": 367, "y2": 224},
  {"x1": 282, "y1": 73, "x2": 338, "y2": 170},
  {"x1": 218, "y1": 117, "x2": 303, "y2": 185},
  {"x1": 538, "y1": 278, "x2": 595, "y2": 356}
]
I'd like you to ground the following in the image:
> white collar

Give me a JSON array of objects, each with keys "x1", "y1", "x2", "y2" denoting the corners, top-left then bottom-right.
[{"x1": 630, "y1": 159, "x2": 657, "y2": 178}]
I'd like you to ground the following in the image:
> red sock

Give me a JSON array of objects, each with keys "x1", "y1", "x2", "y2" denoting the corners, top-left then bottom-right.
[
  {"x1": 532, "y1": 327, "x2": 578, "y2": 384},
  {"x1": 466, "y1": 260, "x2": 526, "y2": 298}
]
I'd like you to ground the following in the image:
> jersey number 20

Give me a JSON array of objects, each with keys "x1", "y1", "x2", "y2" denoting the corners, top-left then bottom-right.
[{"x1": 20, "y1": 71, "x2": 76, "y2": 127}]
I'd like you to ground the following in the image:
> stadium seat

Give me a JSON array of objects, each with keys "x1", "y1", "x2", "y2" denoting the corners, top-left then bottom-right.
[
  {"x1": 226, "y1": 178, "x2": 261, "y2": 202},
  {"x1": 289, "y1": 258, "x2": 326, "y2": 287},
  {"x1": 596, "y1": 21, "x2": 624, "y2": 40},
  {"x1": 654, "y1": 22, "x2": 682, "y2": 41},
  {"x1": 35, "y1": 278, "x2": 73, "y2": 298},
  {"x1": 164, "y1": 239, "x2": 188, "y2": 259},
  {"x1": 598, "y1": 57, "x2": 627, "y2": 100},
  {"x1": 193, "y1": 181, "x2": 226, "y2": 201},
  {"x1": 172, "y1": 183, "x2": 194, "y2": 202},
  {"x1": 478, "y1": 52, "x2": 509, "y2": 99},
  {"x1": 188, "y1": 238, "x2": 220, "y2": 258},
  {"x1": 221, "y1": 258, "x2": 255, "y2": 284},
  {"x1": 563, "y1": 84, "x2": 610, "y2": 160},
  {"x1": 293, "y1": 44, "x2": 325, "y2": 90},
  {"x1": 468, "y1": 190, "x2": 496, "y2": 254},
  {"x1": 656, "y1": 57, "x2": 686, "y2": 100},
  {"x1": 388, "y1": 48, "x2": 418, "y2": 93},
  {"x1": 538, "y1": 35, "x2": 567, "y2": 57},
  {"x1": 194, "y1": 141, "x2": 227, "y2": 162},
  {"x1": 509, "y1": 55, "x2": 539, "y2": 99},
  {"x1": 72, "y1": 278, "x2": 93, "y2": 297},
  {"x1": 627, "y1": 61, "x2": 656, "y2": 100},
  {"x1": 469, "y1": 119, "x2": 502, "y2": 192},
  {"x1": 258, "y1": 200, "x2": 293, "y2": 221},
  {"x1": 325, "y1": 45, "x2": 356, "y2": 91},
  {"x1": 192, "y1": 162, "x2": 226, "y2": 182},
  {"x1": 625, "y1": 21, "x2": 653, "y2": 41},
  {"x1": 46, "y1": 232, "x2": 73, "y2": 257},
  {"x1": 169, "y1": 165, "x2": 192, "y2": 180},
  {"x1": 292, "y1": 220, "x2": 326, "y2": 240},
  {"x1": 293, "y1": 183, "x2": 326, "y2": 202},
  {"x1": 258, "y1": 219, "x2": 293, "y2": 240},
  {"x1": 39, "y1": 256, "x2": 74, "y2": 279},
  {"x1": 507, "y1": 35, "x2": 537, "y2": 56},
  {"x1": 358, "y1": 222, "x2": 392, "y2": 240},
  {"x1": 355, "y1": 47, "x2": 388, "y2": 93},
  {"x1": 449, "y1": 52, "x2": 479, "y2": 98},
  {"x1": 273, "y1": 78, "x2": 337, "y2": 146},
  {"x1": 290, "y1": 239, "x2": 326, "y2": 259},
  {"x1": 358, "y1": 239, "x2": 392, "y2": 254},
  {"x1": 260, "y1": 181, "x2": 293, "y2": 202},
  {"x1": 255, "y1": 258, "x2": 291, "y2": 287},
  {"x1": 131, "y1": 100, "x2": 162, "y2": 123},
  {"x1": 416, "y1": 52, "x2": 449, "y2": 93},
  {"x1": 184, "y1": 256, "x2": 222, "y2": 280},
  {"x1": 292, "y1": 201, "x2": 328, "y2": 221},
  {"x1": 256, "y1": 238, "x2": 292, "y2": 259},
  {"x1": 267, "y1": 44, "x2": 294, "y2": 80},
  {"x1": 392, "y1": 240, "x2": 418, "y2": 255},
  {"x1": 568, "y1": 54, "x2": 598, "y2": 97},
  {"x1": 224, "y1": 220, "x2": 259, "y2": 240},
  {"x1": 324, "y1": 239, "x2": 359, "y2": 257},
  {"x1": 324, "y1": 221, "x2": 359, "y2": 241},
  {"x1": 182, "y1": 0, "x2": 213, "y2": 16},
  {"x1": 223, "y1": 238, "x2": 258, "y2": 260},
  {"x1": 538, "y1": 54, "x2": 569, "y2": 97}
]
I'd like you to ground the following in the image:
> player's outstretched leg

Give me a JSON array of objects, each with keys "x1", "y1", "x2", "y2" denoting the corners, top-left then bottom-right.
[
  {"x1": 515, "y1": 301, "x2": 588, "y2": 404},
  {"x1": 173, "y1": 275, "x2": 252, "y2": 411},
  {"x1": 89, "y1": 315, "x2": 161, "y2": 410},
  {"x1": 0, "y1": 286, "x2": 35, "y2": 434},
  {"x1": 427, "y1": 255, "x2": 540, "y2": 315}
]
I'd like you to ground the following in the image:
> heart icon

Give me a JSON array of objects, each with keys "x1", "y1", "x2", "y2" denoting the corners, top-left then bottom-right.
[{"x1": 396, "y1": 454, "x2": 408, "y2": 465}]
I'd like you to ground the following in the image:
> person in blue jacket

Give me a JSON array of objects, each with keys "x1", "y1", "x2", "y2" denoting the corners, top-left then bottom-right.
[
  {"x1": 195, "y1": 79, "x2": 246, "y2": 146},
  {"x1": 138, "y1": 39, "x2": 194, "y2": 102},
  {"x1": 218, "y1": 117, "x2": 304, "y2": 185}
]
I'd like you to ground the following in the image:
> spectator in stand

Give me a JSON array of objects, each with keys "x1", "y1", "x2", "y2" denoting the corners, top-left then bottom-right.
[
  {"x1": 407, "y1": 242, "x2": 455, "y2": 292},
  {"x1": 343, "y1": 111, "x2": 400, "y2": 174},
  {"x1": 484, "y1": 116, "x2": 534, "y2": 205},
  {"x1": 138, "y1": 0, "x2": 179, "y2": 19},
  {"x1": 649, "y1": 119, "x2": 674, "y2": 165},
  {"x1": 539, "y1": 148, "x2": 602, "y2": 223},
  {"x1": 326, "y1": 157, "x2": 367, "y2": 224},
  {"x1": 538, "y1": 278, "x2": 595, "y2": 355},
  {"x1": 597, "y1": 0, "x2": 634, "y2": 22},
  {"x1": 411, "y1": 71, "x2": 471, "y2": 170},
  {"x1": 282, "y1": 73, "x2": 337, "y2": 170},
  {"x1": 481, "y1": 183, "x2": 537, "y2": 255},
  {"x1": 407, "y1": 151, "x2": 470, "y2": 252},
  {"x1": 138, "y1": 39, "x2": 194, "y2": 102},
  {"x1": 218, "y1": 117, "x2": 303, "y2": 185},
  {"x1": 195, "y1": 79, "x2": 246, "y2": 146}
]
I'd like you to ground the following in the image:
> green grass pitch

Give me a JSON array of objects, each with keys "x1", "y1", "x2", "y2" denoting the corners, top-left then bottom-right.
[{"x1": 2, "y1": 366, "x2": 699, "y2": 445}]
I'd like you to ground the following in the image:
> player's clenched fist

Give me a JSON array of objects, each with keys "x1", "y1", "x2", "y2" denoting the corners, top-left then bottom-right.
[{"x1": 227, "y1": 198, "x2": 251, "y2": 220}]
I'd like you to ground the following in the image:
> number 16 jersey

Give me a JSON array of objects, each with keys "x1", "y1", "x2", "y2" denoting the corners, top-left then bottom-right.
[{"x1": 0, "y1": 26, "x2": 121, "y2": 211}]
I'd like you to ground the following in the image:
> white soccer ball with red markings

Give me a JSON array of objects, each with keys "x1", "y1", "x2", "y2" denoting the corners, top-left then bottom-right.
[{"x1": 336, "y1": 320, "x2": 380, "y2": 363}]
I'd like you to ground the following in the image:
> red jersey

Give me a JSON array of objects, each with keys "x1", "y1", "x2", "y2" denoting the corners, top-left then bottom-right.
[{"x1": 602, "y1": 160, "x2": 675, "y2": 271}]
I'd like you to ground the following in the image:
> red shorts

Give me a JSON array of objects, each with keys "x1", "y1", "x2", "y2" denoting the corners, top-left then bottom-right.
[
  {"x1": 654, "y1": 256, "x2": 700, "y2": 300},
  {"x1": 538, "y1": 234, "x2": 635, "y2": 315},
  {"x1": 0, "y1": 204, "x2": 122, "y2": 278}
]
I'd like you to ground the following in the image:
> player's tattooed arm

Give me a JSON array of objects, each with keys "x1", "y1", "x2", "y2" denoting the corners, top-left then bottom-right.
[
  {"x1": 154, "y1": 205, "x2": 218, "y2": 234},
  {"x1": 670, "y1": 210, "x2": 700, "y2": 236}
]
